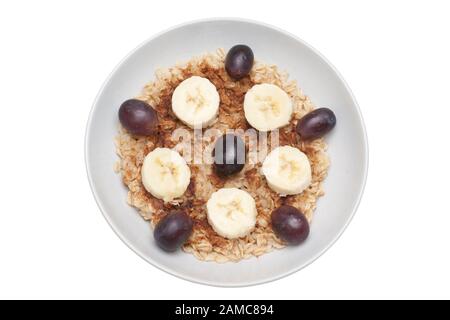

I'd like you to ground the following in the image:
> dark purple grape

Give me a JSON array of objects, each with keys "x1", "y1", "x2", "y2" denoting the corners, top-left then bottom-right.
[
  {"x1": 154, "y1": 210, "x2": 193, "y2": 252},
  {"x1": 296, "y1": 108, "x2": 336, "y2": 140},
  {"x1": 225, "y1": 45, "x2": 254, "y2": 80},
  {"x1": 118, "y1": 99, "x2": 158, "y2": 136},
  {"x1": 213, "y1": 134, "x2": 246, "y2": 176},
  {"x1": 271, "y1": 205, "x2": 309, "y2": 245}
]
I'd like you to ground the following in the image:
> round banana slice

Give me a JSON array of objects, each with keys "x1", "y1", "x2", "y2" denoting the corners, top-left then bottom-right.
[
  {"x1": 243, "y1": 83, "x2": 293, "y2": 132},
  {"x1": 171, "y1": 76, "x2": 220, "y2": 128},
  {"x1": 261, "y1": 146, "x2": 312, "y2": 196},
  {"x1": 206, "y1": 188, "x2": 257, "y2": 239},
  {"x1": 141, "y1": 148, "x2": 191, "y2": 202}
]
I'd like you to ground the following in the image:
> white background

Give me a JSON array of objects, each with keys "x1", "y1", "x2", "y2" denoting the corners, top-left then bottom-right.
[{"x1": 1, "y1": 0, "x2": 449, "y2": 300}]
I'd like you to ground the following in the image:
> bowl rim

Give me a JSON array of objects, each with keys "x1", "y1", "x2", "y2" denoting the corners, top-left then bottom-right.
[{"x1": 84, "y1": 17, "x2": 369, "y2": 287}]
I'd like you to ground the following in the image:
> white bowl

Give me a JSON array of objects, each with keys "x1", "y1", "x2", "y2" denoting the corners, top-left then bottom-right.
[{"x1": 85, "y1": 18, "x2": 368, "y2": 287}]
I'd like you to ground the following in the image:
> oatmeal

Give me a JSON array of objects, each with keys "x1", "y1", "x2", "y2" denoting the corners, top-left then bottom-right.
[{"x1": 115, "y1": 49, "x2": 329, "y2": 262}]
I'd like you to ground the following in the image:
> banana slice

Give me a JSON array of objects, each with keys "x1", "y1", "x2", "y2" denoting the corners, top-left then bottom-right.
[
  {"x1": 141, "y1": 148, "x2": 191, "y2": 202},
  {"x1": 171, "y1": 76, "x2": 220, "y2": 128},
  {"x1": 206, "y1": 188, "x2": 257, "y2": 239},
  {"x1": 243, "y1": 83, "x2": 293, "y2": 132},
  {"x1": 261, "y1": 146, "x2": 312, "y2": 196}
]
